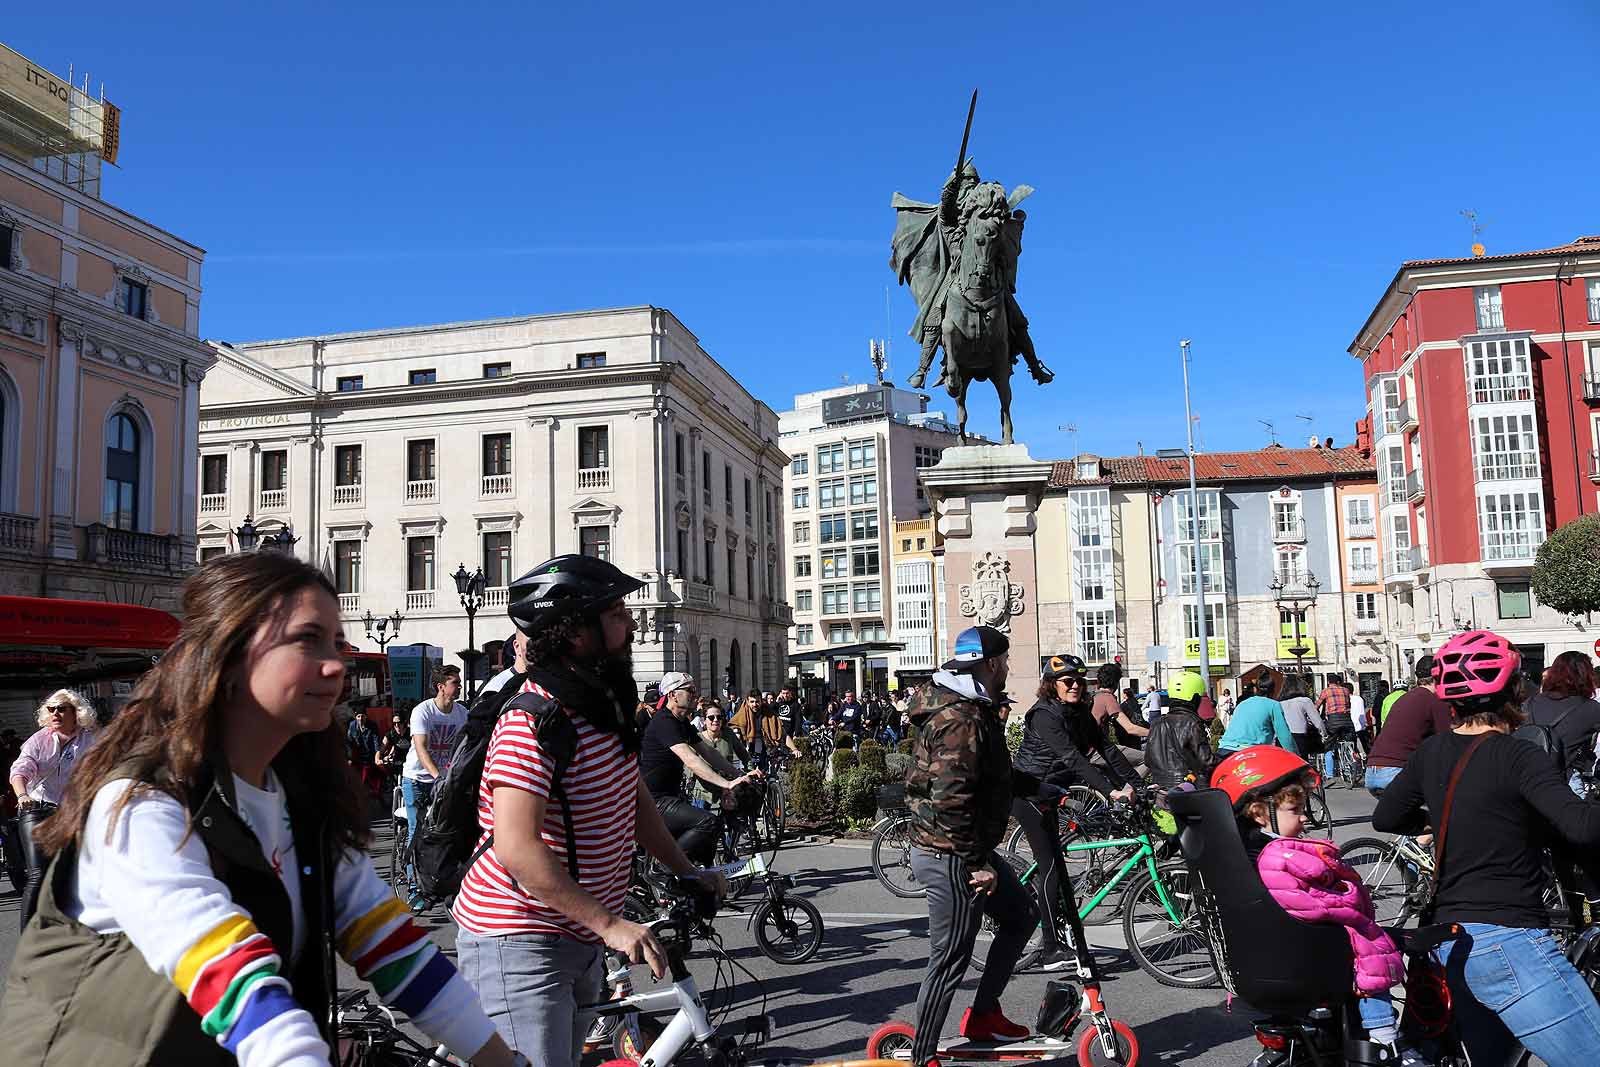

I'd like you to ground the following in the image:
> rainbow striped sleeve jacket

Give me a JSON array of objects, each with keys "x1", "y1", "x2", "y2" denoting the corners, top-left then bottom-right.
[{"x1": 78, "y1": 781, "x2": 495, "y2": 1067}]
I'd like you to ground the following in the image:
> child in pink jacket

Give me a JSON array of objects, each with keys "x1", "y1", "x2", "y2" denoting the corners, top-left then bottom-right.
[{"x1": 1241, "y1": 778, "x2": 1426, "y2": 1066}]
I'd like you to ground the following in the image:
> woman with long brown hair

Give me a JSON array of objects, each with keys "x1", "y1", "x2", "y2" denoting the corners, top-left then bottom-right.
[{"x1": 0, "y1": 552, "x2": 522, "y2": 1067}]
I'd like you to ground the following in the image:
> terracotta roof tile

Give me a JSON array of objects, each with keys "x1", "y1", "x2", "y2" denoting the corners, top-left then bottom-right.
[
  {"x1": 1401, "y1": 234, "x2": 1600, "y2": 270},
  {"x1": 1045, "y1": 446, "x2": 1373, "y2": 489}
]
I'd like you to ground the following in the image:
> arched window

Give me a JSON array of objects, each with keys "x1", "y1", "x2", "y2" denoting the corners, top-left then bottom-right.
[
  {"x1": 0, "y1": 365, "x2": 19, "y2": 514},
  {"x1": 104, "y1": 413, "x2": 140, "y2": 530},
  {"x1": 751, "y1": 641, "x2": 759, "y2": 693},
  {"x1": 729, "y1": 640, "x2": 742, "y2": 696}
]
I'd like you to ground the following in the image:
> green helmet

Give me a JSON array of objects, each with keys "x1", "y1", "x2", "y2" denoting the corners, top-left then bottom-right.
[{"x1": 1168, "y1": 670, "x2": 1207, "y2": 708}]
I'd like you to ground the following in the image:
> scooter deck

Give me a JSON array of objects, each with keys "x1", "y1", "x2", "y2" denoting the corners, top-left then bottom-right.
[{"x1": 914, "y1": 1036, "x2": 1077, "y2": 1061}]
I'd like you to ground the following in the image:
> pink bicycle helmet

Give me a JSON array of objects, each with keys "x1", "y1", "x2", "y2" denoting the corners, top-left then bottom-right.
[{"x1": 1432, "y1": 629, "x2": 1521, "y2": 704}]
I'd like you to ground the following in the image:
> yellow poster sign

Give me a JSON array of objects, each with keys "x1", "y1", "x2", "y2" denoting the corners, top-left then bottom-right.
[
  {"x1": 1181, "y1": 637, "x2": 1228, "y2": 663},
  {"x1": 1276, "y1": 637, "x2": 1318, "y2": 660}
]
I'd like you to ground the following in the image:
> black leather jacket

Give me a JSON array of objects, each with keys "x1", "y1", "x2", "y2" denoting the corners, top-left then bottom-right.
[
  {"x1": 1145, "y1": 706, "x2": 1215, "y2": 791},
  {"x1": 1012, "y1": 696, "x2": 1137, "y2": 798}
]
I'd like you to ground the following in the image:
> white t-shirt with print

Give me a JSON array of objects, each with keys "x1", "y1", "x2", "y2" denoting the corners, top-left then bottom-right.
[
  {"x1": 402, "y1": 698, "x2": 469, "y2": 784},
  {"x1": 231, "y1": 768, "x2": 305, "y2": 962}
]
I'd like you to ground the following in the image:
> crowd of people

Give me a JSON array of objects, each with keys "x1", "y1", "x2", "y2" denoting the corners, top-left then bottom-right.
[{"x1": 6, "y1": 544, "x2": 1600, "y2": 1067}]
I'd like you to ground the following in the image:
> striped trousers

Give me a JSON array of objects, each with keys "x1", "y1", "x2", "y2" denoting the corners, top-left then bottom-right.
[{"x1": 908, "y1": 846, "x2": 1037, "y2": 1067}]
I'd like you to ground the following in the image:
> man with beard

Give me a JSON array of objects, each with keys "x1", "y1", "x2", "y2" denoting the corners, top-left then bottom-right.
[{"x1": 452, "y1": 555, "x2": 720, "y2": 1067}]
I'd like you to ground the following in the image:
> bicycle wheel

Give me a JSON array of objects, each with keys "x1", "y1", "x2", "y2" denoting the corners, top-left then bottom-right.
[
  {"x1": 758, "y1": 782, "x2": 786, "y2": 850},
  {"x1": 1007, "y1": 788, "x2": 1120, "y2": 923},
  {"x1": 973, "y1": 849, "x2": 1046, "y2": 973},
  {"x1": 871, "y1": 815, "x2": 924, "y2": 898},
  {"x1": 1304, "y1": 785, "x2": 1330, "y2": 832},
  {"x1": 389, "y1": 818, "x2": 408, "y2": 889},
  {"x1": 1119, "y1": 859, "x2": 1219, "y2": 988},
  {"x1": 753, "y1": 895, "x2": 825, "y2": 964},
  {"x1": 1078, "y1": 1018, "x2": 1139, "y2": 1067},
  {"x1": 1341, "y1": 837, "x2": 1421, "y2": 927}
]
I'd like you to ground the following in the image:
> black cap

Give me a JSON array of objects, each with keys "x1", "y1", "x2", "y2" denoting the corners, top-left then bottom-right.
[{"x1": 940, "y1": 625, "x2": 1010, "y2": 672}]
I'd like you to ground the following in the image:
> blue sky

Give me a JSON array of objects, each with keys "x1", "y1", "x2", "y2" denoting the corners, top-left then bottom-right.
[{"x1": 8, "y1": 3, "x2": 1598, "y2": 456}]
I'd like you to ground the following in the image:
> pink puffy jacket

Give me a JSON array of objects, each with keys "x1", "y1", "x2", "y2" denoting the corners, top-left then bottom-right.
[{"x1": 1257, "y1": 837, "x2": 1403, "y2": 995}]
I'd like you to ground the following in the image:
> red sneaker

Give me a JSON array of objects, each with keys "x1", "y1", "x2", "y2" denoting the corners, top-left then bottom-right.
[{"x1": 959, "y1": 1007, "x2": 1030, "y2": 1042}]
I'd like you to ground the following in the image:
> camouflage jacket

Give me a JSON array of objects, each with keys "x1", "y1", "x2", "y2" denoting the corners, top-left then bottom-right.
[{"x1": 903, "y1": 675, "x2": 1013, "y2": 865}]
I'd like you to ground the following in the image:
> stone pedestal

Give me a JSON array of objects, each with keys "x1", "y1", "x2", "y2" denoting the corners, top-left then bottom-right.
[{"x1": 921, "y1": 444, "x2": 1053, "y2": 708}]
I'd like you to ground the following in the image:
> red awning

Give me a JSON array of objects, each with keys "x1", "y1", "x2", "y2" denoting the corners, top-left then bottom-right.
[{"x1": 0, "y1": 596, "x2": 181, "y2": 650}]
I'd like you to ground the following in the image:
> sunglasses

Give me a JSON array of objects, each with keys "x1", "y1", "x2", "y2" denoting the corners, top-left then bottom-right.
[
  {"x1": 705, "y1": 715, "x2": 722, "y2": 721},
  {"x1": 47, "y1": 704, "x2": 74, "y2": 714}
]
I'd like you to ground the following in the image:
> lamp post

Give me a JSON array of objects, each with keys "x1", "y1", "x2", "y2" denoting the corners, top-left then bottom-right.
[
  {"x1": 452, "y1": 563, "x2": 487, "y2": 699},
  {"x1": 1271, "y1": 571, "x2": 1321, "y2": 681},
  {"x1": 363, "y1": 609, "x2": 404, "y2": 652},
  {"x1": 1180, "y1": 339, "x2": 1211, "y2": 689},
  {"x1": 234, "y1": 517, "x2": 260, "y2": 552},
  {"x1": 265, "y1": 526, "x2": 298, "y2": 554}
]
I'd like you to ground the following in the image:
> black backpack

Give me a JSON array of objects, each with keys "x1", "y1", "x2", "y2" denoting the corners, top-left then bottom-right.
[
  {"x1": 411, "y1": 672, "x2": 580, "y2": 902},
  {"x1": 1513, "y1": 696, "x2": 1576, "y2": 776}
]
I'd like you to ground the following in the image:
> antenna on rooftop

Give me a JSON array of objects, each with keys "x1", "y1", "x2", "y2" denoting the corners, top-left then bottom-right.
[
  {"x1": 1461, "y1": 209, "x2": 1487, "y2": 257},
  {"x1": 1258, "y1": 419, "x2": 1278, "y2": 446},
  {"x1": 1058, "y1": 422, "x2": 1079, "y2": 458},
  {"x1": 1296, "y1": 413, "x2": 1315, "y2": 446},
  {"x1": 869, "y1": 339, "x2": 887, "y2": 385}
]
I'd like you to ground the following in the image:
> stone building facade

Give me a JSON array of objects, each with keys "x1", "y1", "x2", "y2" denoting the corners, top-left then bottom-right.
[
  {"x1": 0, "y1": 152, "x2": 211, "y2": 612},
  {"x1": 197, "y1": 307, "x2": 790, "y2": 694}
]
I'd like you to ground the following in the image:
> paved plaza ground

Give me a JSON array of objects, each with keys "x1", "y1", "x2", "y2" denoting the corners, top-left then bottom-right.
[{"x1": 0, "y1": 781, "x2": 1383, "y2": 1066}]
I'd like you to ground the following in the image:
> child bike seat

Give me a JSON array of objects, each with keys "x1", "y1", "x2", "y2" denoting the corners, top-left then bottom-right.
[{"x1": 1168, "y1": 787, "x2": 1354, "y2": 1017}]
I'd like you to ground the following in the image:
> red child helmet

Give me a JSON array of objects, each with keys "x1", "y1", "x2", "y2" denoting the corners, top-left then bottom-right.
[{"x1": 1210, "y1": 745, "x2": 1320, "y2": 812}]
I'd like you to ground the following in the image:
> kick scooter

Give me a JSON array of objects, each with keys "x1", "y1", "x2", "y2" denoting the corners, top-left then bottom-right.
[{"x1": 865, "y1": 845, "x2": 1139, "y2": 1067}]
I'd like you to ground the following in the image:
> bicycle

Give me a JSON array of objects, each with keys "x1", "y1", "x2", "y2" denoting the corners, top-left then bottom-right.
[
  {"x1": 871, "y1": 807, "x2": 922, "y2": 898},
  {"x1": 336, "y1": 987, "x2": 462, "y2": 1065},
  {"x1": 1327, "y1": 735, "x2": 1364, "y2": 789},
  {"x1": 978, "y1": 792, "x2": 1220, "y2": 988}
]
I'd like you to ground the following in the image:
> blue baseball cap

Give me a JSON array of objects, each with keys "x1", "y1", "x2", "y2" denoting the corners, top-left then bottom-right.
[{"x1": 941, "y1": 625, "x2": 1010, "y2": 672}]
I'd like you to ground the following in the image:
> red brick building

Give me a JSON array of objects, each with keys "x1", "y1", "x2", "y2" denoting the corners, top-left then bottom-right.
[{"x1": 1348, "y1": 235, "x2": 1600, "y2": 677}]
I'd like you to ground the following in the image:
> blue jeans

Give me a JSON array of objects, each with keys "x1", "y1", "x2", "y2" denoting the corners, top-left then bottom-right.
[
  {"x1": 400, "y1": 776, "x2": 433, "y2": 892},
  {"x1": 1437, "y1": 923, "x2": 1600, "y2": 1066},
  {"x1": 1357, "y1": 993, "x2": 1398, "y2": 1039},
  {"x1": 1365, "y1": 765, "x2": 1401, "y2": 799}
]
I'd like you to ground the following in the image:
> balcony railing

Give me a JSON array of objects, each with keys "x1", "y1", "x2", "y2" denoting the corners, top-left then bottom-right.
[
  {"x1": 1482, "y1": 533, "x2": 1543, "y2": 563},
  {"x1": 1380, "y1": 406, "x2": 1401, "y2": 436},
  {"x1": 405, "y1": 479, "x2": 436, "y2": 503},
  {"x1": 483, "y1": 586, "x2": 508, "y2": 608},
  {"x1": 681, "y1": 579, "x2": 718, "y2": 609},
  {"x1": 1589, "y1": 297, "x2": 1600, "y2": 323},
  {"x1": 1405, "y1": 469, "x2": 1424, "y2": 501},
  {"x1": 1384, "y1": 550, "x2": 1415, "y2": 578},
  {"x1": 0, "y1": 512, "x2": 36, "y2": 551},
  {"x1": 1469, "y1": 373, "x2": 1533, "y2": 405},
  {"x1": 482, "y1": 473, "x2": 513, "y2": 497},
  {"x1": 405, "y1": 590, "x2": 435, "y2": 611},
  {"x1": 1384, "y1": 478, "x2": 1409, "y2": 506},
  {"x1": 81, "y1": 524, "x2": 181, "y2": 573},
  {"x1": 332, "y1": 483, "x2": 363, "y2": 505},
  {"x1": 1591, "y1": 451, "x2": 1600, "y2": 483},
  {"x1": 1355, "y1": 617, "x2": 1382, "y2": 635},
  {"x1": 1410, "y1": 544, "x2": 1431, "y2": 570},
  {"x1": 259, "y1": 488, "x2": 287, "y2": 511},
  {"x1": 1584, "y1": 373, "x2": 1600, "y2": 402},
  {"x1": 1475, "y1": 455, "x2": 1540, "y2": 482},
  {"x1": 337, "y1": 593, "x2": 360, "y2": 614},
  {"x1": 578, "y1": 466, "x2": 611, "y2": 491},
  {"x1": 1348, "y1": 565, "x2": 1379, "y2": 585},
  {"x1": 1346, "y1": 519, "x2": 1376, "y2": 539},
  {"x1": 1477, "y1": 305, "x2": 1506, "y2": 331},
  {"x1": 199, "y1": 493, "x2": 226, "y2": 514},
  {"x1": 1271, "y1": 518, "x2": 1306, "y2": 543},
  {"x1": 1396, "y1": 399, "x2": 1418, "y2": 432}
]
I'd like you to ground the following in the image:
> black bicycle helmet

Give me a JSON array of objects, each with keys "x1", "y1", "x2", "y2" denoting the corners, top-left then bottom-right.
[
  {"x1": 1042, "y1": 654, "x2": 1088, "y2": 681},
  {"x1": 507, "y1": 554, "x2": 646, "y2": 635}
]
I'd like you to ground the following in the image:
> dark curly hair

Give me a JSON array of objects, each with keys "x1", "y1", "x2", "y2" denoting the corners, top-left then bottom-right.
[{"x1": 526, "y1": 612, "x2": 587, "y2": 669}]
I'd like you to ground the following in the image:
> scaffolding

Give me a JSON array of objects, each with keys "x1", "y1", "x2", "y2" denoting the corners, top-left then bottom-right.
[{"x1": 0, "y1": 43, "x2": 120, "y2": 197}]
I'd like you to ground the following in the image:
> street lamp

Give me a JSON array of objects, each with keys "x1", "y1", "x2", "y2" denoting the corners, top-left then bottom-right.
[
  {"x1": 452, "y1": 563, "x2": 488, "y2": 699},
  {"x1": 234, "y1": 517, "x2": 260, "y2": 552},
  {"x1": 363, "y1": 609, "x2": 404, "y2": 651},
  {"x1": 265, "y1": 526, "x2": 298, "y2": 554},
  {"x1": 1271, "y1": 571, "x2": 1322, "y2": 681},
  {"x1": 1179, "y1": 339, "x2": 1211, "y2": 689}
]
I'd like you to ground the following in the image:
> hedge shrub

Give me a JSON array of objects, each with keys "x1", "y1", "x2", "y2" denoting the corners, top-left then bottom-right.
[
  {"x1": 857, "y1": 740, "x2": 888, "y2": 776},
  {"x1": 834, "y1": 767, "x2": 887, "y2": 823},
  {"x1": 885, "y1": 752, "x2": 912, "y2": 781},
  {"x1": 830, "y1": 748, "x2": 858, "y2": 780},
  {"x1": 789, "y1": 758, "x2": 831, "y2": 823}
]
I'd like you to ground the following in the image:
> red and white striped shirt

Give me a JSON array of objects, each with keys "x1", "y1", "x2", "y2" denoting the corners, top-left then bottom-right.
[{"x1": 451, "y1": 683, "x2": 638, "y2": 941}]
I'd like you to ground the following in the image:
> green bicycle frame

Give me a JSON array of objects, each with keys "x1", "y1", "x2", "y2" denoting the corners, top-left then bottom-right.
[{"x1": 1018, "y1": 830, "x2": 1185, "y2": 926}]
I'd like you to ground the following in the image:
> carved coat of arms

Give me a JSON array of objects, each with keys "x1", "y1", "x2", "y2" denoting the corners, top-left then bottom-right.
[{"x1": 957, "y1": 551, "x2": 1025, "y2": 632}]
